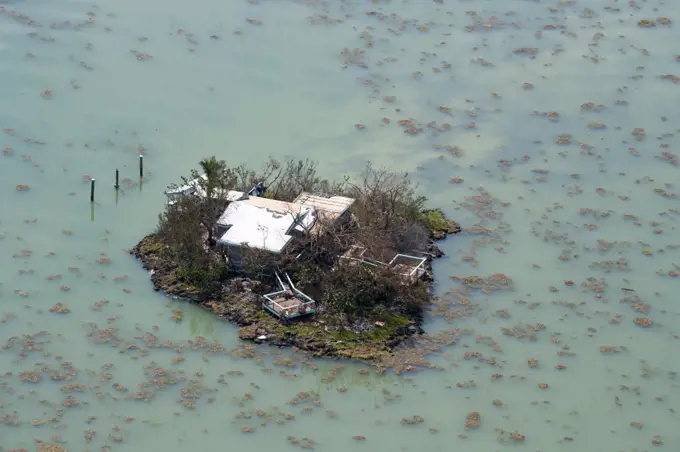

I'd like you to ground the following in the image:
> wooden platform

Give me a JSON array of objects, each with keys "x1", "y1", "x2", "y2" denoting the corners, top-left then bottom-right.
[
  {"x1": 262, "y1": 273, "x2": 317, "y2": 320},
  {"x1": 270, "y1": 297, "x2": 303, "y2": 313}
]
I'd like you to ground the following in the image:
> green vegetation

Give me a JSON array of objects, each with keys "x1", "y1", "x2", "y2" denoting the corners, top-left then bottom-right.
[
  {"x1": 419, "y1": 209, "x2": 461, "y2": 239},
  {"x1": 420, "y1": 209, "x2": 448, "y2": 232},
  {"x1": 177, "y1": 264, "x2": 229, "y2": 294},
  {"x1": 144, "y1": 156, "x2": 459, "y2": 356}
]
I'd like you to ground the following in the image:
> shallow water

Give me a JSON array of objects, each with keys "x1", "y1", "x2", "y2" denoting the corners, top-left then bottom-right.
[{"x1": 1, "y1": 0, "x2": 680, "y2": 450}]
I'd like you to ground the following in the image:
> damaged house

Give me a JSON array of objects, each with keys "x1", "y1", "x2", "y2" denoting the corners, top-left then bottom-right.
[
  {"x1": 165, "y1": 178, "x2": 356, "y2": 268},
  {"x1": 214, "y1": 191, "x2": 356, "y2": 268}
]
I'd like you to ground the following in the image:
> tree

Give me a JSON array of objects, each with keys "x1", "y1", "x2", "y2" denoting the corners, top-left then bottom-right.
[
  {"x1": 156, "y1": 156, "x2": 443, "y2": 321},
  {"x1": 197, "y1": 156, "x2": 231, "y2": 245},
  {"x1": 156, "y1": 194, "x2": 209, "y2": 270},
  {"x1": 343, "y1": 163, "x2": 429, "y2": 260}
]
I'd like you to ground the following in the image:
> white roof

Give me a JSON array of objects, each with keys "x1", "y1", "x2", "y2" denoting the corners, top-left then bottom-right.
[
  {"x1": 215, "y1": 192, "x2": 356, "y2": 253},
  {"x1": 216, "y1": 198, "x2": 313, "y2": 253}
]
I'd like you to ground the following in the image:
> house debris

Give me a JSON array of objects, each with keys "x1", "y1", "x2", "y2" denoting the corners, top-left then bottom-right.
[
  {"x1": 214, "y1": 189, "x2": 355, "y2": 261},
  {"x1": 165, "y1": 176, "x2": 356, "y2": 267},
  {"x1": 164, "y1": 174, "x2": 244, "y2": 205},
  {"x1": 339, "y1": 245, "x2": 427, "y2": 284},
  {"x1": 262, "y1": 272, "x2": 316, "y2": 319},
  {"x1": 163, "y1": 176, "x2": 430, "y2": 320}
]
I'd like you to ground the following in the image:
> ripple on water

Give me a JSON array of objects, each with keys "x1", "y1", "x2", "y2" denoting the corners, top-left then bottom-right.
[{"x1": 1, "y1": 0, "x2": 680, "y2": 450}]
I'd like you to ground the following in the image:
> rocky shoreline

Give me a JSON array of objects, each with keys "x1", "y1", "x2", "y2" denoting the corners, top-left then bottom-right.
[{"x1": 131, "y1": 218, "x2": 458, "y2": 362}]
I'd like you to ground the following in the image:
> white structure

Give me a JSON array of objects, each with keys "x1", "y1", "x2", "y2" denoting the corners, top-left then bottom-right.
[
  {"x1": 165, "y1": 174, "x2": 207, "y2": 199},
  {"x1": 215, "y1": 192, "x2": 355, "y2": 265},
  {"x1": 339, "y1": 245, "x2": 427, "y2": 284},
  {"x1": 262, "y1": 272, "x2": 316, "y2": 319},
  {"x1": 215, "y1": 196, "x2": 312, "y2": 254},
  {"x1": 164, "y1": 175, "x2": 355, "y2": 263},
  {"x1": 164, "y1": 174, "x2": 243, "y2": 205}
]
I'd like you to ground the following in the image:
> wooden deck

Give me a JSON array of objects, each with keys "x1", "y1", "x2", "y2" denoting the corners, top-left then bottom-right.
[{"x1": 294, "y1": 192, "x2": 355, "y2": 216}]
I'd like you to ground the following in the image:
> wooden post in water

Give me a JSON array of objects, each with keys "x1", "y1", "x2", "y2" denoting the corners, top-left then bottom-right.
[
  {"x1": 90, "y1": 178, "x2": 96, "y2": 221},
  {"x1": 139, "y1": 154, "x2": 144, "y2": 180},
  {"x1": 115, "y1": 169, "x2": 119, "y2": 189}
]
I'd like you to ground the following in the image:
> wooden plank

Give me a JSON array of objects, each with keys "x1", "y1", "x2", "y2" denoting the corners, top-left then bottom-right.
[{"x1": 294, "y1": 193, "x2": 355, "y2": 214}]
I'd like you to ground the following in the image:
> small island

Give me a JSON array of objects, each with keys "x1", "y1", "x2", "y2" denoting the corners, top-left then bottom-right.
[{"x1": 132, "y1": 157, "x2": 460, "y2": 362}]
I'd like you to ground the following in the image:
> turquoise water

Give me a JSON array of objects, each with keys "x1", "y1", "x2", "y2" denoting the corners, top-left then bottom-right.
[{"x1": 1, "y1": 0, "x2": 679, "y2": 450}]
